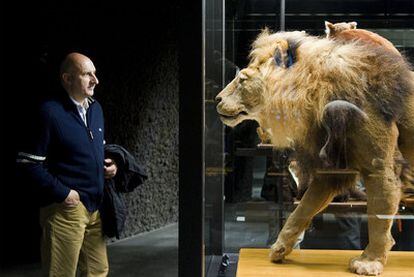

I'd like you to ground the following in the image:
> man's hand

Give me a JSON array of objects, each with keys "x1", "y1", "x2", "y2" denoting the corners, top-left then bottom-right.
[
  {"x1": 64, "y1": 189, "x2": 80, "y2": 207},
  {"x1": 104, "y1": 158, "x2": 117, "y2": 179}
]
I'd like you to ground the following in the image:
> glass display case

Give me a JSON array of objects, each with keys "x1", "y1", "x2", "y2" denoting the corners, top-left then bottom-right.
[{"x1": 203, "y1": 0, "x2": 414, "y2": 276}]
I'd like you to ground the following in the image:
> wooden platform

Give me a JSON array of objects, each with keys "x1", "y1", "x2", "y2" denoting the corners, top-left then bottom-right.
[{"x1": 237, "y1": 248, "x2": 414, "y2": 276}]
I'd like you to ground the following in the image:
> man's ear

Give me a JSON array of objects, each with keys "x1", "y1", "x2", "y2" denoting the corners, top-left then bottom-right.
[
  {"x1": 62, "y1": 73, "x2": 72, "y2": 85},
  {"x1": 274, "y1": 40, "x2": 296, "y2": 68}
]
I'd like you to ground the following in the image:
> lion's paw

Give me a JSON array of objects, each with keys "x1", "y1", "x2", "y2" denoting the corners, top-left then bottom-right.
[
  {"x1": 269, "y1": 242, "x2": 292, "y2": 262},
  {"x1": 349, "y1": 256, "x2": 384, "y2": 276}
]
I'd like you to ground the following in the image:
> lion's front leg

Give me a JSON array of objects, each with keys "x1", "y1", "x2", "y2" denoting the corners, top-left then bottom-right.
[
  {"x1": 270, "y1": 181, "x2": 337, "y2": 262},
  {"x1": 349, "y1": 166, "x2": 401, "y2": 276}
]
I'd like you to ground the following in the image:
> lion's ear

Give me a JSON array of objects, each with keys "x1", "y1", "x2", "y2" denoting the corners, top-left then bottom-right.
[
  {"x1": 325, "y1": 21, "x2": 334, "y2": 35},
  {"x1": 261, "y1": 27, "x2": 271, "y2": 36},
  {"x1": 274, "y1": 40, "x2": 296, "y2": 68},
  {"x1": 349, "y1": 21, "x2": 357, "y2": 29}
]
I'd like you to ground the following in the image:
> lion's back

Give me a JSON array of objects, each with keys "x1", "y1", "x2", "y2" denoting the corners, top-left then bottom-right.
[{"x1": 334, "y1": 29, "x2": 400, "y2": 56}]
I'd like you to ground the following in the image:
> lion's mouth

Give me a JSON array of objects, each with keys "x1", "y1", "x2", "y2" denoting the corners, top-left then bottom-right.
[{"x1": 219, "y1": 111, "x2": 248, "y2": 120}]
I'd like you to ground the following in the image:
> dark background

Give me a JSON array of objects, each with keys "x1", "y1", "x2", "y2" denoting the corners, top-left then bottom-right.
[{"x1": 1, "y1": 0, "x2": 181, "y2": 266}]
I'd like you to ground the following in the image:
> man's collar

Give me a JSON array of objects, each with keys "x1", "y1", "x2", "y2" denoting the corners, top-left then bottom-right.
[
  {"x1": 86, "y1": 97, "x2": 95, "y2": 105},
  {"x1": 68, "y1": 95, "x2": 94, "y2": 110}
]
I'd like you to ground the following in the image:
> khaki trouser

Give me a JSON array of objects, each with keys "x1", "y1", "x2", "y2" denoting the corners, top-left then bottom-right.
[{"x1": 39, "y1": 202, "x2": 108, "y2": 277}]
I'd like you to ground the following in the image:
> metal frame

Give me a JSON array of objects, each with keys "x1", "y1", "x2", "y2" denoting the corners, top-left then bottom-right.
[{"x1": 178, "y1": 0, "x2": 204, "y2": 276}]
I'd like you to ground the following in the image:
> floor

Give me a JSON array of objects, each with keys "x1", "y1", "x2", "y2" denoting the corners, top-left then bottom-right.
[{"x1": 0, "y1": 224, "x2": 178, "y2": 277}]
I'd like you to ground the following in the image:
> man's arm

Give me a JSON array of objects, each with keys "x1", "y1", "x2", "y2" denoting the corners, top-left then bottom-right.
[{"x1": 16, "y1": 106, "x2": 71, "y2": 203}]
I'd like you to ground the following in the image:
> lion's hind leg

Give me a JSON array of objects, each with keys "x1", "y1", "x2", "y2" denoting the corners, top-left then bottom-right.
[
  {"x1": 397, "y1": 93, "x2": 414, "y2": 198},
  {"x1": 349, "y1": 164, "x2": 400, "y2": 276},
  {"x1": 398, "y1": 92, "x2": 414, "y2": 166},
  {"x1": 349, "y1": 123, "x2": 400, "y2": 276}
]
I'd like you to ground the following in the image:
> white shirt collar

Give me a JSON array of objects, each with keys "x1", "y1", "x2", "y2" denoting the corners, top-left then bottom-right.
[
  {"x1": 69, "y1": 96, "x2": 89, "y2": 126},
  {"x1": 69, "y1": 96, "x2": 89, "y2": 110}
]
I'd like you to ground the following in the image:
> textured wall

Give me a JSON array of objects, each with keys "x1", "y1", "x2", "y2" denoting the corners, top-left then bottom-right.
[{"x1": 98, "y1": 40, "x2": 179, "y2": 238}]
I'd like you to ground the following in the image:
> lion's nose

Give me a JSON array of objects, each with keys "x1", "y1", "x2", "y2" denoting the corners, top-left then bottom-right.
[{"x1": 215, "y1": 95, "x2": 222, "y2": 103}]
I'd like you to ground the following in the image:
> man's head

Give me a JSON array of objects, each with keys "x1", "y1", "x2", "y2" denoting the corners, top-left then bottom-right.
[{"x1": 60, "y1": 52, "x2": 99, "y2": 102}]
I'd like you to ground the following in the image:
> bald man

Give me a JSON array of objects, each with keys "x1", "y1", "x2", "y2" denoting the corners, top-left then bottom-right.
[{"x1": 17, "y1": 53, "x2": 116, "y2": 276}]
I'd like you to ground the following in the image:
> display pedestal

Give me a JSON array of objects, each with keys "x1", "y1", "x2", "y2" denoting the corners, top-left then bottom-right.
[{"x1": 237, "y1": 248, "x2": 413, "y2": 276}]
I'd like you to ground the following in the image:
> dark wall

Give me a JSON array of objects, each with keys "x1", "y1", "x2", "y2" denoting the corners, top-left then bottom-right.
[
  {"x1": 98, "y1": 39, "x2": 179, "y2": 237},
  {"x1": 1, "y1": 1, "x2": 179, "y2": 265}
]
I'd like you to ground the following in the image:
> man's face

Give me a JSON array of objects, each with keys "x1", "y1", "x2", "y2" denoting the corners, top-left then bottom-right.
[{"x1": 68, "y1": 58, "x2": 99, "y2": 99}]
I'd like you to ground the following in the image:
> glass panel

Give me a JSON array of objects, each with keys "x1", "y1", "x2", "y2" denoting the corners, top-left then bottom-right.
[
  {"x1": 205, "y1": 0, "x2": 414, "y2": 275},
  {"x1": 222, "y1": 1, "x2": 285, "y2": 258},
  {"x1": 204, "y1": 0, "x2": 225, "y2": 275}
]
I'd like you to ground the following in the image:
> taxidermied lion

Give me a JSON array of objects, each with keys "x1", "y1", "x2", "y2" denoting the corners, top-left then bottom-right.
[{"x1": 216, "y1": 29, "x2": 414, "y2": 275}]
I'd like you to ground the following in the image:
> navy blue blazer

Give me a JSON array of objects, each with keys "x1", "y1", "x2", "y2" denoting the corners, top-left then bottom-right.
[{"x1": 17, "y1": 94, "x2": 105, "y2": 212}]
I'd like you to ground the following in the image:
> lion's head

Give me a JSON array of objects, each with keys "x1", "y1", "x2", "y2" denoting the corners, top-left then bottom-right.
[
  {"x1": 215, "y1": 30, "x2": 307, "y2": 130},
  {"x1": 215, "y1": 67, "x2": 265, "y2": 127}
]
